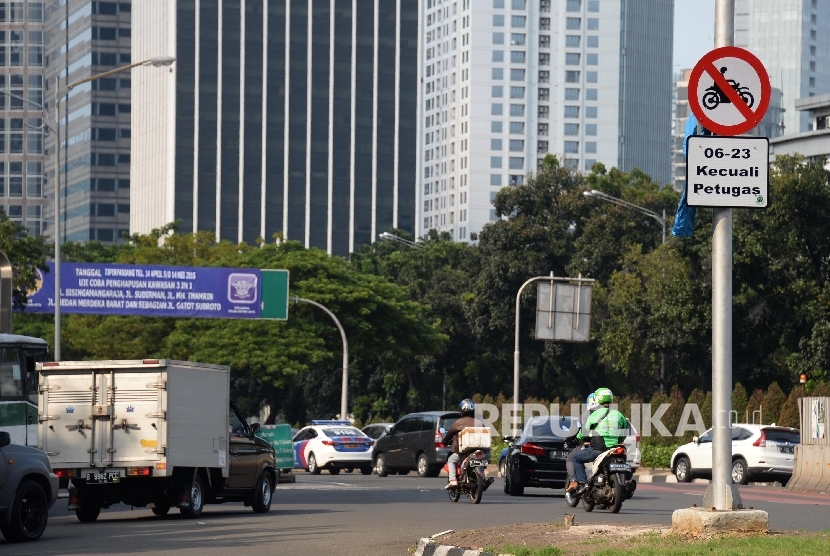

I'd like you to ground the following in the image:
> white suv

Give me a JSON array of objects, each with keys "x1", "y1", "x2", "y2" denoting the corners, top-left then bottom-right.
[{"x1": 670, "y1": 424, "x2": 800, "y2": 485}]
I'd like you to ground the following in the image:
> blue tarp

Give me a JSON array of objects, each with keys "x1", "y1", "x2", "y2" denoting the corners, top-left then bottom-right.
[{"x1": 671, "y1": 115, "x2": 700, "y2": 237}]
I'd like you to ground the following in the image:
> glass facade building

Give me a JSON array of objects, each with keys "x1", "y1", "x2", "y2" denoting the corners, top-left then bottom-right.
[
  {"x1": 43, "y1": 0, "x2": 133, "y2": 243},
  {"x1": 132, "y1": 0, "x2": 418, "y2": 256},
  {"x1": 0, "y1": 0, "x2": 46, "y2": 236}
]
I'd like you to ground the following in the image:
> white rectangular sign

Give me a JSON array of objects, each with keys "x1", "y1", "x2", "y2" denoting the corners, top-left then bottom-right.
[{"x1": 685, "y1": 136, "x2": 769, "y2": 208}]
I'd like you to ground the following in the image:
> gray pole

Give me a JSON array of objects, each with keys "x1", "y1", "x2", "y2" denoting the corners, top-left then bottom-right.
[
  {"x1": 660, "y1": 210, "x2": 666, "y2": 393},
  {"x1": 294, "y1": 297, "x2": 349, "y2": 420},
  {"x1": 703, "y1": 0, "x2": 742, "y2": 511},
  {"x1": 54, "y1": 83, "x2": 62, "y2": 361}
]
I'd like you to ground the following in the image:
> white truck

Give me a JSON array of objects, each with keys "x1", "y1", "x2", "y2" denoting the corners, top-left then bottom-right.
[{"x1": 37, "y1": 359, "x2": 277, "y2": 522}]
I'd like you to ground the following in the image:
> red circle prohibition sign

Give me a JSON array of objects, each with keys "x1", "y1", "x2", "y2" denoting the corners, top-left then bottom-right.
[{"x1": 688, "y1": 46, "x2": 771, "y2": 136}]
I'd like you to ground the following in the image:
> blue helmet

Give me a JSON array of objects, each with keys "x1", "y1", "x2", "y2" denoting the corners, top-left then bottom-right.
[{"x1": 460, "y1": 399, "x2": 476, "y2": 413}]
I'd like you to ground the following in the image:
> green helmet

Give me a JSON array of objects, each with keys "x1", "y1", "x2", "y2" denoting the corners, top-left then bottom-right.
[{"x1": 594, "y1": 387, "x2": 613, "y2": 405}]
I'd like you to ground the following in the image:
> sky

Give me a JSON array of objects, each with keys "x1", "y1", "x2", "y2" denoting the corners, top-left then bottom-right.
[{"x1": 673, "y1": 0, "x2": 716, "y2": 73}]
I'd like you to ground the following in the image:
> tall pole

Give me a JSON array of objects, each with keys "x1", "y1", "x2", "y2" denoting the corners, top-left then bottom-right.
[
  {"x1": 293, "y1": 297, "x2": 349, "y2": 420},
  {"x1": 704, "y1": 0, "x2": 741, "y2": 511},
  {"x1": 660, "y1": 210, "x2": 666, "y2": 392},
  {"x1": 54, "y1": 83, "x2": 62, "y2": 361}
]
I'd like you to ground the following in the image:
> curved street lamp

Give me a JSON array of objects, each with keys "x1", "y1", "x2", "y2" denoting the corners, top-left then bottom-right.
[{"x1": 53, "y1": 56, "x2": 176, "y2": 360}]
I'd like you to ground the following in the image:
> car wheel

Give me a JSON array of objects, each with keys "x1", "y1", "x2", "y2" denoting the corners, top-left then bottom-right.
[
  {"x1": 505, "y1": 474, "x2": 524, "y2": 496},
  {"x1": 425, "y1": 465, "x2": 441, "y2": 478},
  {"x1": 732, "y1": 458, "x2": 749, "y2": 485},
  {"x1": 75, "y1": 497, "x2": 101, "y2": 524},
  {"x1": 375, "y1": 454, "x2": 390, "y2": 477},
  {"x1": 329, "y1": 467, "x2": 341, "y2": 475},
  {"x1": 417, "y1": 454, "x2": 430, "y2": 477},
  {"x1": 360, "y1": 466, "x2": 373, "y2": 475},
  {"x1": 180, "y1": 474, "x2": 205, "y2": 518},
  {"x1": 0, "y1": 479, "x2": 49, "y2": 542},
  {"x1": 674, "y1": 456, "x2": 693, "y2": 483},
  {"x1": 308, "y1": 453, "x2": 321, "y2": 475},
  {"x1": 499, "y1": 459, "x2": 507, "y2": 478},
  {"x1": 252, "y1": 473, "x2": 273, "y2": 514}
]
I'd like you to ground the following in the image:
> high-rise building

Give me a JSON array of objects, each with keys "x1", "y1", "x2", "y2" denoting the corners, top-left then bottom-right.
[
  {"x1": 0, "y1": 1, "x2": 46, "y2": 236},
  {"x1": 416, "y1": 0, "x2": 673, "y2": 241},
  {"x1": 131, "y1": 0, "x2": 418, "y2": 256},
  {"x1": 734, "y1": 0, "x2": 830, "y2": 135},
  {"x1": 43, "y1": 0, "x2": 133, "y2": 243}
]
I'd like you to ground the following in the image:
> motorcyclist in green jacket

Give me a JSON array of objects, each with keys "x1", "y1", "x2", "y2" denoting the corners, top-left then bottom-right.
[{"x1": 571, "y1": 387, "x2": 628, "y2": 494}]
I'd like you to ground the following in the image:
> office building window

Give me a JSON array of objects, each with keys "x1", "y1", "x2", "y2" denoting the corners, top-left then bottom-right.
[
  {"x1": 509, "y1": 139, "x2": 524, "y2": 151},
  {"x1": 491, "y1": 156, "x2": 503, "y2": 168},
  {"x1": 539, "y1": 52, "x2": 550, "y2": 65},
  {"x1": 493, "y1": 14, "x2": 505, "y2": 26},
  {"x1": 587, "y1": 53, "x2": 598, "y2": 65},
  {"x1": 566, "y1": 35, "x2": 580, "y2": 47},
  {"x1": 565, "y1": 88, "x2": 580, "y2": 100},
  {"x1": 539, "y1": 35, "x2": 550, "y2": 48},
  {"x1": 28, "y1": 2, "x2": 44, "y2": 21},
  {"x1": 493, "y1": 32, "x2": 504, "y2": 44},
  {"x1": 564, "y1": 123, "x2": 579, "y2": 135},
  {"x1": 588, "y1": 0, "x2": 599, "y2": 11},
  {"x1": 565, "y1": 71, "x2": 580, "y2": 83},
  {"x1": 491, "y1": 121, "x2": 503, "y2": 132},
  {"x1": 491, "y1": 103, "x2": 503, "y2": 115},
  {"x1": 566, "y1": 53, "x2": 580, "y2": 65},
  {"x1": 492, "y1": 68, "x2": 504, "y2": 80},
  {"x1": 491, "y1": 174, "x2": 503, "y2": 185},
  {"x1": 493, "y1": 50, "x2": 504, "y2": 62},
  {"x1": 540, "y1": 17, "x2": 551, "y2": 30},
  {"x1": 587, "y1": 18, "x2": 599, "y2": 30},
  {"x1": 585, "y1": 159, "x2": 597, "y2": 170},
  {"x1": 511, "y1": 16, "x2": 526, "y2": 27},
  {"x1": 538, "y1": 123, "x2": 549, "y2": 135},
  {"x1": 538, "y1": 70, "x2": 550, "y2": 83},
  {"x1": 511, "y1": 68, "x2": 526, "y2": 81},
  {"x1": 586, "y1": 71, "x2": 598, "y2": 83},
  {"x1": 511, "y1": 51, "x2": 526, "y2": 63},
  {"x1": 585, "y1": 141, "x2": 597, "y2": 153},
  {"x1": 564, "y1": 141, "x2": 579, "y2": 154},
  {"x1": 565, "y1": 106, "x2": 579, "y2": 118},
  {"x1": 510, "y1": 121, "x2": 525, "y2": 133},
  {"x1": 538, "y1": 88, "x2": 549, "y2": 101},
  {"x1": 586, "y1": 88, "x2": 598, "y2": 100},
  {"x1": 491, "y1": 139, "x2": 503, "y2": 150},
  {"x1": 511, "y1": 33, "x2": 526, "y2": 45},
  {"x1": 587, "y1": 35, "x2": 599, "y2": 48},
  {"x1": 585, "y1": 123, "x2": 597, "y2": 135},
  {"x1": 509, "y1": 174, "x2": 525, "y2": 185},
  {"x1": 492, "y1": 85, "x2": 504, "y2": 97},
  {"x1": 586, "y1": 106, "x2": 597, "y2": 118},
  {"x1": 510, "y1": 104, "x2": 525, "y2": 116},
  {"x1": 566, "y1": 17, "x2": 581, "y2": 30},
  {"x1": 510, "y1": 86, "x2": 525, "y2": 98},
  {"x1": 538, "y1": 106, "x2": 549, "y2": 119},
  {"x1": 509, "y1": 157, "x2": 524, "y2": 169},
  {"x1": 512, "y1": 0, "x2": 526, "y2": 8},
  {"x1": 494, "y1": 0, "x2": 504, "y2": 7},
  {"x1": 537, "y1": 141, "x2": 548, "y2": 154},
  {"x1": 8, "y1": 177, "x2": 22, "y2": 196}
]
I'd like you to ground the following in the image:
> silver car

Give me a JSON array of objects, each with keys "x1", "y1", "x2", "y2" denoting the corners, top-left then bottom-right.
[{"x1": 0, "y1": 431, "x2": 59, "y2": 542}]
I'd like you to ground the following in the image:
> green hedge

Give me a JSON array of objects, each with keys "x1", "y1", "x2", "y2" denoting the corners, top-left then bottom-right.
[{"x1": 640, "y1": 444, "x2": 678, "y2": 469}]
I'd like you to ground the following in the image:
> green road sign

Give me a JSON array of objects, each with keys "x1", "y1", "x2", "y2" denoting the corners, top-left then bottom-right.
[
  {"x1": 258, "y1": 424, "x2": 294, "y2": 468},
  {"x1": 260, "y1": 269, "x2": 289, "y2": 320}
]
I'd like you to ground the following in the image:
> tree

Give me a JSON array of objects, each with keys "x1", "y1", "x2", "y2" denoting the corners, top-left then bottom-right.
[{"x1": 0, "y1": 210, "x2": 49, "y2": 309}]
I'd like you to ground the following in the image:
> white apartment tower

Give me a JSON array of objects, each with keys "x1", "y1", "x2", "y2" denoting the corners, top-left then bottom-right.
[{"x1": 417, "y1": 0, "x2": 673, "y2": 240}]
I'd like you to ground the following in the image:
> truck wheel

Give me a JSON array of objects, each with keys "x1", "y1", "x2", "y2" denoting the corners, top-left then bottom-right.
[
  {"x1": 151, "y1": 503, "x2": 171, "y2": 516},
  {"x1": 180, "y1": 475, "x2": 205, "y2": 518},
  {"x1": 251, "y1": 473, "x2": 273, "y2": 514},
  {"x1": 75, "y1": 498, "x2": 101, "y2": 523},
  {"x1": 308, "y1": 453, "x2": 321, "y2": 475},
  {"x1": 329, "y1": 467, "x2": 341, "y2": 475},
  {"x1": 0, "y1": 479, "x2": 49, "y2": 541}
]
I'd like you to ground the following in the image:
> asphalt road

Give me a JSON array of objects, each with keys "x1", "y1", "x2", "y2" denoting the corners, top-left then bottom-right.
[{"x1": 3, "y1": 473, "x2": 829, "y2": 556}]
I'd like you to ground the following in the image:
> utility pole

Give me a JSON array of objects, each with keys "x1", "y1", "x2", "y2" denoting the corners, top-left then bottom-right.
[{"x1": 703, "y1": 0, "x2": 742, "y2": 511}]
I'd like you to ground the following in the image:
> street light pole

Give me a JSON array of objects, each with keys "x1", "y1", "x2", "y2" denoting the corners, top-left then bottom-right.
[
  {"x1": 292, "y1": 297, "x2": 349, "y2": 420},
  {"x1": 52, "y1": 56, "x2": 175, "y2": 361},
  {"x1": 583, "y1": 190, "x2": 668, "y2": 392}
]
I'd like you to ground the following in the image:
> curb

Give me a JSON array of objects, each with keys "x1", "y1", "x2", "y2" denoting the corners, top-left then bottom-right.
[{"x1": 414, "y1": 538, "x2": 499, "y2": 556}]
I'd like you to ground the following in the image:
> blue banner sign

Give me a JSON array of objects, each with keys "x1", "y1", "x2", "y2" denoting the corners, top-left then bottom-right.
[{"x1": 25, "y1": 262, "x2": 261, "y2": 319}]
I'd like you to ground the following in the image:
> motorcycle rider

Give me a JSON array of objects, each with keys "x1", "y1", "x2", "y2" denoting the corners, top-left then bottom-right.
[
  {"x1": 571, "y1": 387, "x2": 629, "y2": 495},
  {"x1": 442, "y1": 398, "x2": 494, "y2": 490},
  {"x1": 565, "y1": 392, "x2": 601, "y2": 493}
]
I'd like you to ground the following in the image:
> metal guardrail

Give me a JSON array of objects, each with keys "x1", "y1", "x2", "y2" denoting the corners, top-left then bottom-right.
[{"x1": 798, "y1": 397, "x2": 829, "y2": 446}]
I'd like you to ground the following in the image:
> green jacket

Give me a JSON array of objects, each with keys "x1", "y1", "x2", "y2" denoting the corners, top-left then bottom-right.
[{"x1": 576, "y1": 406, "x2": 628, "y2": 448}]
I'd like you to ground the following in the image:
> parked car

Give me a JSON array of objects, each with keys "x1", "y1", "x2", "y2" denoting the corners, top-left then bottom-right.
[
  {"x1": 362, "y1": 423, "x2": 393, "y2": 440},
  {"x1": 0, "y1": 431, "x2": 59, "y2": 542},
  {"x1": 293, "y1": 421, "x2": 374, "y2": 475},
  {"x1": 503, "y1": 415, "x2": 576, "y2": 496},
  {"x1": 670, "y1": 424, "x2": 800, "y2": 485},
  {"x1": 498, "y1": 421, "x2": 641, "y2": 477},
  {"x1": 373, "y1": 411, "x2": 461, "y2": 477}
]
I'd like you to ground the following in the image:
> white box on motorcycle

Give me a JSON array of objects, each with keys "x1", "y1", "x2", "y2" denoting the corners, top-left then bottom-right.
[{"x1": 458, "y1": 427, "x2": 492, "y2": 452}]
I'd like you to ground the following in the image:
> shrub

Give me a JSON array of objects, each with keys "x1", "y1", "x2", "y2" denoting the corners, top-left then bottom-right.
[{"x1": 640, "y1": 444, "x2": 679, "y2": 469}]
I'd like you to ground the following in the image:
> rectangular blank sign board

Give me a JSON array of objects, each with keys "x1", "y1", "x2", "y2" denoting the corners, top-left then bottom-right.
[{"x1": 535, "y1": 282, "x2": 592, "y2": 342}]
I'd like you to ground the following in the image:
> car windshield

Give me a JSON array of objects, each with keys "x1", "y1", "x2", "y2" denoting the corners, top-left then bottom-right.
[
  {"x1": 763, "y1": 428, "x2": 800, "y2": 444},
  {"x1": 322, "y1": 428, "x2": 365, "y2": 438},
  {"x1": 523, "y1": 416, "x2": 578, "y2": 439}
]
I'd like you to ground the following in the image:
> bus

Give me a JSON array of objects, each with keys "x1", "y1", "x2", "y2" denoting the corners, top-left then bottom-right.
[{"x1": 0, "y1": 333, "x2": 50, "y2": 446}]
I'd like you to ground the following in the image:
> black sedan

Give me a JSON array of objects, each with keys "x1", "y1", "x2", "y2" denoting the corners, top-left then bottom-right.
[{"x1": 503, "y1": 416, "x2": 578, "y2": 496}]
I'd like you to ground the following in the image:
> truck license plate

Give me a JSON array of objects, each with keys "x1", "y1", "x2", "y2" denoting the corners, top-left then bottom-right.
[{"x1": 86, "y1": 472, "x2": 120, "y2": 484}]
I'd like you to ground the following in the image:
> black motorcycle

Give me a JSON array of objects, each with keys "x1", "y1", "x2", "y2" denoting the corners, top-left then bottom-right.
[
  {"x1": 565, "y1": 444, "x2": 635, "y2": 513},
  {"x1": 702, "y1": 67, "x2": 754, "y2": 110},
  {"x1": 447, "y1": 450, "x2": 490, "y2": 504}
]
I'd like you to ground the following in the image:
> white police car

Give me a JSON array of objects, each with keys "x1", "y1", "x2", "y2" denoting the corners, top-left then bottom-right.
[{"x1": 292, "y1": 421, "x2": 374, "y2": 475}]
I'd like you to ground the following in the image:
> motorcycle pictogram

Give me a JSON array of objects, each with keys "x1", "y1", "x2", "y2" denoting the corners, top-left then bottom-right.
[{"x1": 702, "y1": 67, "x2": 754, "y2": 110}]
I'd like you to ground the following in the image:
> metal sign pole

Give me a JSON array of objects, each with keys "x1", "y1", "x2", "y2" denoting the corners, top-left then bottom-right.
[{"x1": 703, "y1": 0, "x2": 742, "y2": 511}]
